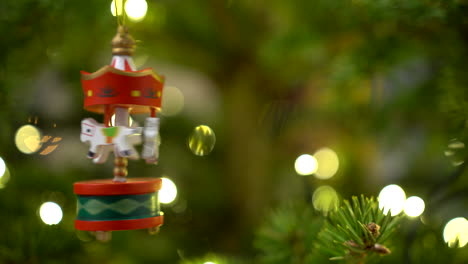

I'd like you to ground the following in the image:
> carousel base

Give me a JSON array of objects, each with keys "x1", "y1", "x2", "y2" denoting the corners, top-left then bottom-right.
[
  {"x1": 74, "y1": 178, "x2": 163, "y2": 241},
  {"x1": 75, "y1": 215, "x2": 164, "y2": 231}
]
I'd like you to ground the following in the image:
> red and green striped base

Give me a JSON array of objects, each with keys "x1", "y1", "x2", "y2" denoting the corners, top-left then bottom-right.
[
  {"x1": 74, "y1": 178, "x2": 163, "y2": 231},
  {"x1": 75, "y1": 215, "x2": 163, "y2": 231}
]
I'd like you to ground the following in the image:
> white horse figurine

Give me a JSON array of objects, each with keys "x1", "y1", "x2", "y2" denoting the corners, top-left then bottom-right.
[{"x1": 80, "y1": 118, "x2": 142, "y2": 162}]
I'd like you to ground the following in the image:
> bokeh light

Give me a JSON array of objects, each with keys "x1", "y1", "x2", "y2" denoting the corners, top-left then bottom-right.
[
  {"x1": 188, "y1": 125, "x2": 216, "y2": 156},
  {"x1": 403, "y1": 196, "x2": 425, "y2": 217},
  {"x1": 204, "y1": 262, "x2": 216, "y2": 264},
  {"x1": 160, "y1": 177, "x2": 177, "y2": 204},
  {"x1": 124, "y1": 0, "x2": 148, "y2": 21},
  {"x1": 378, "y1": 184, "x2": 406, "y2": 216},
  {"x1": 294, "y1": 154, "x2": 318, "y2": 175},
  {"x1": 39, "y1": 202, "x2": 63, "y2": 225},
  {"x1": 110, "y1": 0, "x2": 124, "y2": 16},
  {"x1": 445, "y1": 139, "x2": 465, "y2": 166},
  {"x1": 443, "y1": 217, "x2": 468, "y2": 248},
  {"x1": 312, "y1": 185, "x2": 339, "y2": 214},
  {"x1": 0, "y1": 169, "x2": 10, "y2": 189},
  {"x1": 314, "y1": 148, "x2": 339, "y2": 179},
  {"x1": 0, "y1": 157, "x2": 10, "y2": 189},
  {"x1": 0, "y1": 157, "x2": 5, "y2": 178},
  {"x1": 0, "y1": 170, "x2": 10, "y2": 189},
  {"x1": 15, "y1": 125, "x2": 42, "y2": 154},
  {"x1": 161, "y1": 86, "x2": 185, "y2": 116}
]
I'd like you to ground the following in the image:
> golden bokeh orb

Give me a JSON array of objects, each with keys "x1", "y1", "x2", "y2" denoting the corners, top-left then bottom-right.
[
  {"x1": 188, "y1": 125, "x2": 216, "y2": 156},
  {"x1": 15, "y1": 125, "x2": 42, "y2": 154}
]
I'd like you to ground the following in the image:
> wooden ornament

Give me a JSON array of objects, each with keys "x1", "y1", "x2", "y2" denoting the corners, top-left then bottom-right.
[{"x1": 76, "y1": 25, "x2": 165, "y2": 240}]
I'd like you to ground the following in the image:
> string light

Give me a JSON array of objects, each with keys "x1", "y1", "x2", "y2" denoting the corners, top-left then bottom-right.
[
  {"x1": 443, "y1": 217, "x2": 468, "y2": 248},
  {"x1": 312, "y1": 185, "x2": 339, "y2": 214},
  {"x1": 161, "y1": 86, "x2": 184, "y2": 116},
  {"x1": 110, "y1": 0, "x2": 124, "y2": 16},
  {"x1": 15, "y1": 125, "x2": 42, "y2": 154},
  {"x1": 403, "y1": 196, "x2": 425, "y2": 218},
  {"x1": 0, "y1": 157, "x2": 10, "y2": 189},
  {"x1": 0, "y1": 157, "x2": 5, "y2": 178},
  {"x1": 314, "y1": 148, "x2": 339, "y2": 180},
  {"x1": 294, "y1": 154, "x2": 318, "y2": 175},
  {"x1": 159, "y1": 177, "x2": 177, "y2": 204},
  {"x1": 125, "y1": 0, "x2": 148, "y2": 21},
  {"x1": 39, "y1": 202, "x2": 63, "y2": 225},
  {"x1": 445, "y1": 139, "x2": 465, "y2": 166},
  {"x1": 111, "y1": 0, "x2": 148, "y2": 21},
  {"x1": 378, "y1": 184, "x2": 406, "y2": 216}
]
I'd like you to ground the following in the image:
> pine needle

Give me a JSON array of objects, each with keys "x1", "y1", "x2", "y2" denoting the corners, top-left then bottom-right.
[{"x1": 317, "y1": 195, "x2": 401, "y2": 263}]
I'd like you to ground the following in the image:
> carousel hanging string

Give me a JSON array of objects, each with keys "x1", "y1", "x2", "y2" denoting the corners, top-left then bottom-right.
[
  {"x1": 123, "y1": 0, "x2": 127, "y2": 26},
  {"x1": 114, "y1": 0, "x2": 127, "y2": 27}
]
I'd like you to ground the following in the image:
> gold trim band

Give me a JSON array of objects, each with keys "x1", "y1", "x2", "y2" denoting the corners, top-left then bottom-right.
[{"x1": 81, "y1": 65, "x2": 164, "y2": 82}]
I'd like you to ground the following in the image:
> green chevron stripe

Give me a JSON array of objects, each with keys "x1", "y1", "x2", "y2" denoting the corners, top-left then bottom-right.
[
  {"x1": 77, "y1": 207, "x2": 162, "y2": 221},
  {"x1": 76, "y1": 192, "x2": 160, "y2": 221}
]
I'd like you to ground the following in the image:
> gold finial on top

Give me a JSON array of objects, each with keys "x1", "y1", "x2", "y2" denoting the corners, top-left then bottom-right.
[{"x1": 112, "y1": 26, "x2": 136, "y2": 56}]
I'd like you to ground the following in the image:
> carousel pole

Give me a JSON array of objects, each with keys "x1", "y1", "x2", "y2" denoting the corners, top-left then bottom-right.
[
  {"x1": 111, "y1": 26, "x2": 135, "y2": 182},
  {"x1": 113, "y1": 107, "x2": 130, "y2": 182}
]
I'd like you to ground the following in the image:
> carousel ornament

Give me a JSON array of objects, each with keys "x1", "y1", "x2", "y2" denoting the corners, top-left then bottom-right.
[{"x1": 74, "y1": 25, "x2": 165, "y2": 241}]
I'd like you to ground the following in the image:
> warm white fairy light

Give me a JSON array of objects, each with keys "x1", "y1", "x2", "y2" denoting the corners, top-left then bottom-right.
[
  {"x1": 125, "y1": 0, "x2": 148, "y2": 21},
  {"x1": 110, "y1": 0, "x2": 124, "y2": 16},
  {"x1": 294, "y1": 154, "x2": 318, "y2": 176},
  {"x1": 15, "y1": 125, "x2": 42, "y2": 154},
  {"x1": 159, "y1": 177, "x2": 177, "y2": 204},
  {"x1": 403, "y1": 196, "x2": 425, "y2": 217},
  {"x1": 161, "y1": 86, "x2": 185, "y2": 116},
  {"x1": 39, "y1": 202, "x2": 63, "y2": 225},
  {"x1": 312, "y1": 185, "x2": 339, "y2": 213},
  {"x1": 0, "y1": 157, "x2": 5, "y2": 178},
  {"x1": 443, "y1": 217, "x2": 468, "y2": 248},
  {"x1": 0, "y1": 161, "x2": 9, "y2": 189},
  {"x1": 314, "y1": 147, "x2": 339, "y2": 180},
  {"x1": 378, "y1": 184, "x2": 406, "y2": 216}
]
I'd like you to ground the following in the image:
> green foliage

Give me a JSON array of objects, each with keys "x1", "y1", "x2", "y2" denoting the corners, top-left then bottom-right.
[
  {"x1": 254, "y1": 203, "x2": 325, "y2": 264},
  {"x1": 254, "y1": 204, "x2": 323, "y2": 264},
  {"x1": 180, "y1": 253, "x2": 244, "y2": 264},
  {"x1": 317, "y1": 196, "x2": 401, "y2": 263},
  {"x1": 1, "y1": 0, "x2": 468, "y2": 262},
  {"x1": 184, "y1": 198, "x2": 402, "y2": 264}
]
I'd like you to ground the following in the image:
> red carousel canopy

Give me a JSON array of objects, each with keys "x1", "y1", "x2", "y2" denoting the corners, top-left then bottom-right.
[{"x1": 81, "y1": 65, "x2": 164, "y2": 114}]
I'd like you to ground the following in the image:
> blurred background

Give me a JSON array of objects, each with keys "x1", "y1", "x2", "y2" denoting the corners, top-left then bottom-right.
[{"x1": 2, "y1": 0, "x2": 468, "y2": 263}]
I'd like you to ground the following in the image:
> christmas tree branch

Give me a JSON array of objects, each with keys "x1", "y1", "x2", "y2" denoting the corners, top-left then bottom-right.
[
  {"x1": 254, "y1": 203, "x2": 324, "y2": 264},
  {"x1": 317, "y1": 196, "x2": 401, "y2": 263}
]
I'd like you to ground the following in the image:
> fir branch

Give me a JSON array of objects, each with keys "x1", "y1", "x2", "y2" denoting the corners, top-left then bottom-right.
[
  {"x1": 254, "y1": 203, "x2": 325, "y2": 264},
  {"x1": 317, "y1": 196, "x2": 401, "y2": 263},
  {"x1": 180, "y1": 253, "x2": 244, "y2": 264}
]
